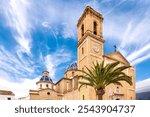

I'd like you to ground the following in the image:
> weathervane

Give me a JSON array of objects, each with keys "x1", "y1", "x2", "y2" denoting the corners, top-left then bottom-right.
[{"x1": 113, "y1": 45, "x2": 117, "y2": 52}]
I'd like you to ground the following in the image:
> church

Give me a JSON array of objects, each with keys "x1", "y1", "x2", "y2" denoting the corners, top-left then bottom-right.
[{"x1": 23, "y1": 6, "x2": 135, "y2": 100}]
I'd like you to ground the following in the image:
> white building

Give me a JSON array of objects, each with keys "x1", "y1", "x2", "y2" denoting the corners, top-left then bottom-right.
[{"x1": 0, "y1": 90, "x2": 15, "y2": 100}]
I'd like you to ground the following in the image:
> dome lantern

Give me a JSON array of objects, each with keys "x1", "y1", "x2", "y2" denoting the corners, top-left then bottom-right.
[{"x1": 36, "y1": 70, "x2": 53, "y2": 89}]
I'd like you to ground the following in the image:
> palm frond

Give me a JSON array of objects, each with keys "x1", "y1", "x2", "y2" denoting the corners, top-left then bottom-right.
[
  {"x1": 78, "y1": 81, "x2": 94, "y2": 91},
  {"x1": 77, "y1": 60, "x2": 133, "y2": 94}
]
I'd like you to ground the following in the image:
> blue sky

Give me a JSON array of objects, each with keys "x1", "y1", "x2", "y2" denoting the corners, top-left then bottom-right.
[{"x1": 0, "y1": 0, "x2": 150, "y2": 97}]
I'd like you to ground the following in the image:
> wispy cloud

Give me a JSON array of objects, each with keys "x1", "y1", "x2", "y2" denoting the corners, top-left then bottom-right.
[
  {"x1": 61, "y1": 22, "x2": 76, "y2": 39},
  {"x1": 0, "y1": 0, "x2": 77, "y2": 81},
  {"x1": 102, "y1": 1, "x2": 150, "y2": 65},
  {"x1": 127, "y1": 43, "x2": 150, "y2": 64},
  {"x1": 122, "y1": 9, "x2": 150, "y2": 64},
  {"x1": 45, "y1": 48, "x2": 72, "y2": 79},
  {"x1": 34, "y1": 0, "x2": 87, "y2": 39},
  {"x1": 2, "y1": 0, "x2": 33, "y2": 54},
  {"x1": 0, "y1": 71, "x2": 38, "y2": 98},
  {"x1": 0, "y1": 46, "x2": 35, "y2": 80},
  {"x1": 132, "y1": 53, "x2": 150, "y2": 65},
  {"x1": 136, "y1": 78, "x2": 150, "y2": 93},
  {"x1": 104, "y1": 0, "x2": 127, "y2": 16},
  {"x1": 0, "y1": 44, "x2": 72, "y2": 98},
  {"x1": 2, "y1": 0, "x2": 150, "y2": 66}
]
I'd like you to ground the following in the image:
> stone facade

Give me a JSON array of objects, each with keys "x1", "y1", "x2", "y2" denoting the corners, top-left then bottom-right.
[{"x1": 29, "y1": 6, "x2": 135, "y2": 100}]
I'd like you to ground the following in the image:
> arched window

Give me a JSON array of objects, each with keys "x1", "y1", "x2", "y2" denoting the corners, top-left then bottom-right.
[
  {"x1": 46, "y1": 84, "x2": 49, "y2": 88},
  {"x1": 72, "y1": 79, "x2": 74, "y2": 89},
  {"x1": 93, "y1": 21, "x2": 97, "y2": 35},
  {"x1": 72, "y1": 71, "x2": 75, "y2": 77},
  {"x1": 82, "y1": 47, "x2": 84, "y2": 54},
  {"x1": 57, "y1": 84, "x2": 60, "y2": 91},
  {"x1": 83, "y1": 95, "x2": 85, "y2": 100},
  {"x1": 116, "y1": 86, "x2": 119, "y2": 93},
  {"x1": 81, "y1": 24, "x2": 84, "y2": 37},
  {"x1": 40, "y1": 84, "x2": 42, "y2": 88},
  {"x1": 66, "y1": 82, "x2": 69, "y2": 91}
]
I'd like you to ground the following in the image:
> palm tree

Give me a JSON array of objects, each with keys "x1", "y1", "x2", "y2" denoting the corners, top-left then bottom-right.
[{"x1": 78, "y1": 61, "x2": 132, "y2": 100}]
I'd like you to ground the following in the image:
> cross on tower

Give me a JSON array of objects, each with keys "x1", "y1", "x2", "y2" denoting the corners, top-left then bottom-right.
[{"x1": 113, "y1": 45, "x2": 117, "y2": 52}]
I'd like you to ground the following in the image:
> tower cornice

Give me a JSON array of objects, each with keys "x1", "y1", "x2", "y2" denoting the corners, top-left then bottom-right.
[
  {"x1": 77, "y1": 31, "x2": 105, "y2": 47},
  {"x1": 77, "y1": 6, "x2": 103, "y2": 27}
]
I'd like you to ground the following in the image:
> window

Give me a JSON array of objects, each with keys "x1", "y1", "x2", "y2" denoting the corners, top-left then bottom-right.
[
  {"x1": 81, "y1": 24, "x2": 84, "y2": 37},
  {"x1": 72, "y1": 79, "x2": 74, "y2": 89},
  {"x1": 7, "y1": 97, "x2": 11, "y2": 100},
  {"x1": 46, "y1": 84, "x2": 49, "y2": 88},
  {"x1": 66, "y1": 74, "x2": 67, "y2": 78},
  {"x1": 93, "y1": 21, "x2": 97, "y2": 35},
  {"x1": 72, "y1": 71, "x2": 75, "y2": 77},
  {"x1": 66, "y1": 82, "x2": 69, "y2": 91},
  {"x1": 47, "y1": 92, "x2": 50, "y2": 95},
  {"x1": 40, "y1": 84, "x2": 42, "y2": 88},
  {"x1": 82, "y1": 67, "x2": 84, "y2": 75},
  {"x1": 83, "y1": 95, "x2": 85, "y2": 100},
  {"x1": 116, "y1": 86, "x2": 119, "y2": 93},
  {"x1": 57, "y1": 84, "x2": 60, "y2": 91},
  {"x1": 82, "y1": 67, "x2": 84, "y2": 71},
  {"x1": 82, "y1": 47, "x2": 84, "y2": 54}
]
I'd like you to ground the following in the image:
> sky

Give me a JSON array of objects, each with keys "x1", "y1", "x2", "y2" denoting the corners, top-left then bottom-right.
[{"x1": 0, "y1": 0, "x2": 150, "y2": 98}]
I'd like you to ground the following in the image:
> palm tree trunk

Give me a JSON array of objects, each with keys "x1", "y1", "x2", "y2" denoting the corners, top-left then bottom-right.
[
  {"x1": 98, "y1": 95, "x2": 102, "y2": 100},
  {"x1": 96, "y1": 89, "x2": 105, "y2": 100}
]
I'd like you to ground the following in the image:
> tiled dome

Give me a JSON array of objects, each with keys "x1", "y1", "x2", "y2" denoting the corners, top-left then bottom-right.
[
  {"x1": 67, "y1": 61, "x2": 78, "y2": 70},
  {"x1": 40, "y1": 76, "x2": 53, "y2": 83},
  {"x1": 39, "y1": 70, "x2": 53, "y2": 83}
]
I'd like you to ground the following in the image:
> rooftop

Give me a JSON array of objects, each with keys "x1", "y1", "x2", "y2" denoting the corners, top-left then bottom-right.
[{"x1": 0, "y1": 90, "x2": 15, "y2": 96}]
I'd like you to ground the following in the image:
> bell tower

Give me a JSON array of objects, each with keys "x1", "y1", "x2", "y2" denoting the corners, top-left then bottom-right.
[{"x1": 77, "y1": 6, "x2": 105, "y2": 100}]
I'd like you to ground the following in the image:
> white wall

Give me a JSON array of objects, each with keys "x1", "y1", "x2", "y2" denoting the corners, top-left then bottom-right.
[
  {"x1": 37, "y1": 82, "x2": 53, "y2": 89},
  {"x1": 19, "y1": 95, "x2": 30, "y2": 100},
  {"x1": 0, "y1": 95, "x2": 15, "y2": 100}
]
